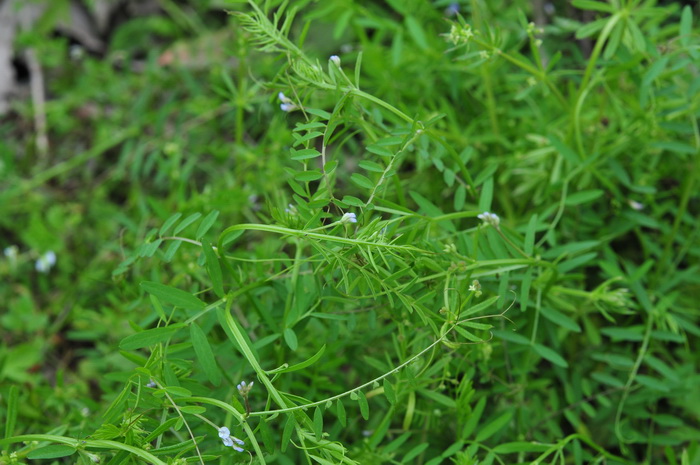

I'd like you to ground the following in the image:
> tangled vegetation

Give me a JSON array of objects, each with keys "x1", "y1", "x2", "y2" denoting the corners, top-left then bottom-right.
[{"x1": 1, "y1": 1, "x2": 698, "y2": 464}]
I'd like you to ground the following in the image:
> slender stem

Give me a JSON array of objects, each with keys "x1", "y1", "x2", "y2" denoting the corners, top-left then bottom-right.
[
  {"x1": 217, "y1": 223, "x2": 427, "y2": 253},
  {"x1": 0, "y1": 435, "x2": 167, "y2": 465}
]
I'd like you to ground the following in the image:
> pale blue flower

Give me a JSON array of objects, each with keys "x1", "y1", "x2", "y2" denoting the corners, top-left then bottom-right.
[
  {"x1": 237, "y1": 380, "x2": 254, "y2": 395},
  {"x1": 330, "y1": 55, "x2": 341, "y2": 66},
  {"x1": 35, "y1": 250, "x2": 56, "y2": 273},
  {"x1": 341, "y1": 212, "x2": 357, "y2": 224},
  {"x1": 278, "y1": 92, "x2": 298, "y2": 112},
  {"x1": 218, "y1": 426, "x2": 245, "y2": 452},
  {"x1": 477, "y1": 212, "x2": 500, "y2": 228}
]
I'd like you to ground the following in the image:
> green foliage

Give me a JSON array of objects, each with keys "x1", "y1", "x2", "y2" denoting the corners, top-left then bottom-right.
[{"x1": 1, "y1": 1, "x2": 699, "y2": 465}]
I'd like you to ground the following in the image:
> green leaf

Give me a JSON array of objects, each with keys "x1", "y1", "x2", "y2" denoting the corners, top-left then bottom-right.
[
  {"x1": 202, "y1": 241, "x2": 224, "y2": 298},
  {"x1": 524, "y1": 214, "x2": 537, "y2": 256},
  {"x1": 268, "y1": 345, "x2": 325, "y2": 374},
  {"x1": 313, "y1": 406, "x2": 323, "y2": 440},
  {"x1": 195, "y1": 210, "x2": 219, "y2": 240},
  {"x1": 174, "y1": 212, "x2": 202, "y2": 234},
  {"x1": 179, "y1": 406, "x2": 206, "y2": 414},
  {"x1": 158, "y1": 386, "x2": 192, "y2": 398},
  {"x1": 383, "y1": 378, "x2": 396, "y2": 404},
  {"x1": 27, "y1": 445, "x2": 76, "y2": 459},
  {"x1": 304, "y1": 108, "x2": 331, "y2": 119},
  {"x1": 680, "y1": 6, "x2": 692, "y2": 47},
  {"x1": 342, "y1": 195, "x2": 365, "y2": 207},
  {"x1": 283, "y1": 328, "x2": 298, "y2": 351},
  {"x1": 541, "y1": 307, "x2": 581, "y2": 332},
  {"x1": 290, "y1": 148, "x2": 321, "y2": 160},
  {"x1": 336, "y1": 399, "x2": 347, "y2": 426},
  {"x1": 478, "y1": 177, "x2": 493, "y2": 212},
  {"x1": 600, "y1": 326, "x2": 644, "y2": 341},
  {"x1": 119, "y1": 326, "x2": 181, "y2": 350},
  {"x1": 292, "y1": 131, "x2": 324, "y2": 146},
  {"x1": 140, "y1": 281, "x2": 205, "y2": 310},
  {"x1": 351, "y1": 173, "x2": 374, "y2": 189},
  {"x1": 492, "y1": 329, "x2": 530, "y2": 345},
  {"x1": 565, "y1": 189, "x2": 603, "y2": 206},
  {"x1": 410, "y1": 191, "x2": 444, "y2": 217},
  {"x1": 575, "y1": 17, "x2": 607, "y2": 39},
  {"x1": 572, "y1": 0, "x2": 614, "y2": 12},
  {"x1": 259, "y1": 418, "x2": 275, "y2": 454},
  {"x1": 475, "y1": 410, "x2": 513, "y2": 442},
  {"x1": 190, "y1": 323, "x2": 221, "y2": 386},
  {"x1": 357, "y1": 390, "x2": 369, "y2": 420},
  {"x1": 418, "y1": 389, "x2": 456, "y2": 408},
  {"x1": 294, "y1": 170, "x2": 324, "y2": 182},
  {"x1": 462, "y1": 397, "x2": 486, "y2": 439},
  {"x1": 359, "y1": 160, "x2": 384, "y2": 172},
  {"x1": 405, "y1": 16, "x2": 429, "y2": 50},
  {"x1": 162, "y1": 240, "x2": 182, "y2": 262},
  {"x1": 324, "y1": 160, "x2": 338, "y2": 175},
  {"x1": 461, "y1": 295, "x2": 499, "y2": 318},
  {"x1": 144, "y1": 417, "x2": 181, "y2": 442},
  {"x1": 454, "y1": 184, "x2": 466, "y2": 211},
  {"x1": 520, "y1": 268, "x2": 532, "y2": 313},
  {"x1": 281, "y1": 415, "x2": 296, "y2": 452},
  {"x1": 636, "y1": 375, "x2": 670, "y2": 392},
  {"x1": 533, "y1": 343, "x2": 569, "y2": 368},
  {"x1": 402, "y1": 443, "x2": 429, "y2": 463},
  {"x1": 549, "y1": 135, "x2": 580, "y2": 164},
  {"x1": 4, "y1": 385, "x2": 18, "y2": 439},
  {"x1": 366, "y1": 144, "x2": 393, "y2": 157},
  {"x1": 159, "y1": 213, "x2": 182, "y2": 236}
]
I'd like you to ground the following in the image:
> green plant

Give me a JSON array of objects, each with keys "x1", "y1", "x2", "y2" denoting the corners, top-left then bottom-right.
[{"x1": 2, "y1": 1, "x2": 699, "y2": 464}]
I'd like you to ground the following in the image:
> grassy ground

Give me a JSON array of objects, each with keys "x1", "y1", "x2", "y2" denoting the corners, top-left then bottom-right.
[{"x1": 1, "y1": 1, "x2": 699, "y2": 464}]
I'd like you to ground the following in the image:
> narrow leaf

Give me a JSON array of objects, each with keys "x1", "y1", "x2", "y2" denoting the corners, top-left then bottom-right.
[
  {"x1": 195, "y1": 210, "x2": 219, "y2": 240},
  {"x1": 357, "y1": 390, "x2": 369, "y2": 420},
  {"x1": 383, "y1": 379, "x2": 396, "y2": 404},
  {"x1": 336, "y1": 400, "x2": 347, "y2": 426},
  {"x1": 141, "y1": 281, "x2": 205, "y2": 310},
  {"x1": 4, "y1": 385, "x2": 18, "y2": 439},
  {"x1": 190, "y1": 323, "x2": 222, "y2": 386},
  {"x1": 283, "y1": 328, "x2": 298, "y2": 351},
  {"x1": 27, "y1": 446, "x2": 76, "y2": 459},
  {"x1": 313, "y1": 407, "x2": 323, "y2": 440},
  {"x1": 159, "y1": 213, "x2": 182, "y2": 236},
  {"x1": 269, "y1": 345, "x2": 325, "y2": 374},
  {"x1": 174, "y1": 212, "x2": 202, "y2": 234},
  {"x1": 281, "y1": 415, "x2": 296, "y2": 452},
  {"x1": 202, "y1": 240, "x2": 224, "y2": 298},
  {"x1": 475, "y1": 410, "x2": 513, "y2": 442},
  {"x1": 119, "y1": 326, "x2": 181, "y2": 350},
  {"x1": 533, "y1": 343, "x2": 569, "y2": 368}
]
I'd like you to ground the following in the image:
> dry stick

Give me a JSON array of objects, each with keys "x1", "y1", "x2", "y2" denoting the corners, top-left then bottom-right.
[{"x1": 25, "y1": 47, "x2": 48, "y2": 161}]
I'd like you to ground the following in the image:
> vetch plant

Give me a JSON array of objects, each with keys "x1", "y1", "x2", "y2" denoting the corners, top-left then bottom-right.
[{"x1": 1, "y1": 1, "x2": 698, "y2": 465}]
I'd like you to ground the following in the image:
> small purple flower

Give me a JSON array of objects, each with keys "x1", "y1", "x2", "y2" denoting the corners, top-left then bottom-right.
[
  {"x1": 330, "y1": 55, "x2": 341, "y2": 66},
  {"x1": 445, "y1": 2, "x2": 460, "y2": 16}
]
